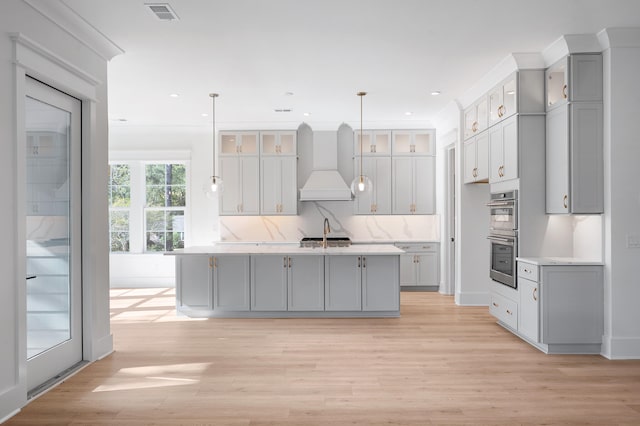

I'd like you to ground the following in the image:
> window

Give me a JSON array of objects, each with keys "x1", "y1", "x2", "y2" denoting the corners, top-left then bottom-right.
[
  {"x1": 108, "y1": 164, "x2": 131, "y2": 252},
  {"x1": 144, "y1": 163, "x2": 186, "y2": 252},
  {"x1": 108, "y1": 160, "x2": 189, "y2": 253}
]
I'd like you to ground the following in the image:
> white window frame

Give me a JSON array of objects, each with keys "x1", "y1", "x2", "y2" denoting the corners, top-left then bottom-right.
[
  {"x1": 108, "y1": 151, "x2": 191, "y2": 254},
  {"x1": 108, "y1": 163, "x2": 132, "y2": 253}
]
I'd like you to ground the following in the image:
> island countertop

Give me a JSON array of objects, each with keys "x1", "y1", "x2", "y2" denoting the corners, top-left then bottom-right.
[{"x1": 167, "y1": 243, "x2": 405, "y2": 256}]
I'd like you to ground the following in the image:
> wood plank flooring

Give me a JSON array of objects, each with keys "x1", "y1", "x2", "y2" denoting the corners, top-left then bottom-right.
[{"x1": 7, "y1": 288, "x2": 640, "y2": 425}]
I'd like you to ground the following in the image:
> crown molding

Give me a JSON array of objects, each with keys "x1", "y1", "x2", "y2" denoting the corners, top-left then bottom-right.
[
  {"x1": 598, "y1": 27, "x2": 640, "y2": 50},
  {"x1": 22, "y1": 0, "x2": 124, "y2": 61}
]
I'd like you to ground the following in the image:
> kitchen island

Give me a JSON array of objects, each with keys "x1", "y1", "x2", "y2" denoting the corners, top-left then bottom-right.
[{"x1": 168, "y1": 243, "x2": 403, "y2": 318}]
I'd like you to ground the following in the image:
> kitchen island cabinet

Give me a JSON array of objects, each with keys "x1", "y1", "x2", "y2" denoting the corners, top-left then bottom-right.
[{"x1": 170, "y1": 244, "x2": 402, "y2": 318}]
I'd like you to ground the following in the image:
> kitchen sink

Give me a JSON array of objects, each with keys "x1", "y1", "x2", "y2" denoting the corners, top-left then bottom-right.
[{"x1": 299, "y1": 237, "x2": 351, "y2": 248}]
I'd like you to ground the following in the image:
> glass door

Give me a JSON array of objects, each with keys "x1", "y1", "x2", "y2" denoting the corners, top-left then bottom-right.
[{"x1": 25, "y1": 77, "x2": 82, "y2": 392}]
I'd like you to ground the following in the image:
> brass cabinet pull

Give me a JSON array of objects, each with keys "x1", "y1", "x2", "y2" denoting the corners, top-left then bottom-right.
[
  {"x1": 497, "y1": 104, "x2": 505, "y2": 117},
  {"x1": 533, "y1": 288, "x2": 538, "y2": 301},
  {"x1": 415, "y1": 256, "x2": 420, "y2": 264},
  {"x1": 472, "y1": 121, "x2": 478, "y2": 132},
  {"x1": 562, "y1": 84, "x2": 568, "y2": 99},
  {"x1": 563, "y1": 194, "x2": 568, "y2": 209},
  {"x1": 506, "y1": 309, "x2": 512, "y2": 315},
  {"x1": 288, "y1": 257, "x2": 292, "y2": 268},
  {"x1": 357, "y1": 256, "x2": 361, "y2": 268},
  {"x1": 492, "y1": 302, "x2": 499, "y2": 307},
  {"x1": 410, "y1": 144, "x2": 416, "y2": 153},
  {"x1": 209, "y1": 257, "x2": 213, "y2": 269},
  {"x1": 362, "y1": 257, "x2": 366, "y2": 268}
]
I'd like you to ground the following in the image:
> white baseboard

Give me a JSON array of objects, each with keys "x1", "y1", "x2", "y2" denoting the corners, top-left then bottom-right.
[
  {"x1": 0, "y1": 408, "x2": 21, "y2": 424},
  {"x1": 110, "y1": 277, "x2": 174, "y2": 288},
  {"x1": 601, "y1": 335, "x2": 640, "y2": 359},
  {"x1": 91, "y1": 333, "x2": 114, "y2": 362},
  {"x1": 455, "y1": 291, "x2": 490, "y2": 306}
]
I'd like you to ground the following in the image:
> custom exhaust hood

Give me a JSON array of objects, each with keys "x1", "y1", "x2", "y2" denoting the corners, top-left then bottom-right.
[{"x1": 299, "y1": 130, "x2": 352, "y2": 201}]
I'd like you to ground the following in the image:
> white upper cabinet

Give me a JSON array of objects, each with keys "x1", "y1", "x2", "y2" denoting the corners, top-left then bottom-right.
[
  {"x1": 546, "y1": 54, "x2": 603, "y2": 111},
  {"x1": 489, "y1": 115, "x2": 518, "y2": 183},
  {"x1": 261, "y1": 156, "x2": 297, "y2": 215},
  {"x1": 392, "y1": 156, "x2": 435, "y2": 214},
  {"x1": 463, "y1": 97, "x2": 488, "y2": 140},
  {"x1": 354, "y1": 156, "x2": 392, "y2": 215},
  {"x1": 463, "y1": 132, "x2": 489, "y2": 184},
  {"x1": 260, "y1": 131, "x2": 296, "y2": 156},
  {"x1": 546, "y1": 103, "x2": 603, "y2": 214},
  {"x1": 355, "y1": 130, "x2": 391, "y2": 156},
  {"x1": 219, "y1": 156, "x2": 260, "y2": 215},
  {"x1": 488, "y1": 73, "x2": 517, "y2": 126},
  {"x1": 392, "y1": 130, "x2": 436, "y2": 156},
  {"x1": 220, "y1": 131, "x2": 259, "y2": 155}
]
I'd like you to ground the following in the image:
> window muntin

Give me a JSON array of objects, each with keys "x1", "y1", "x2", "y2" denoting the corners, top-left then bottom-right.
[
  {"x1": 144, "y1": 163, "x2": 186, "y2": 252},
  {"x1": 108, "y1": 164, "x2": 131, "y2": 252}
]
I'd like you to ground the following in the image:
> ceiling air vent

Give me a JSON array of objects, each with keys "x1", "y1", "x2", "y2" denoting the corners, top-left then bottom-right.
[
  {"x1": 274, "y1": 108, "x2": 293, "y2": 113},
  {"x1": 145, "y1": 3, "x2": 179, "y2": 21}
]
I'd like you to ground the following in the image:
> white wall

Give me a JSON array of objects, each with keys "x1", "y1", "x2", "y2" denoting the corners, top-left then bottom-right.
[
  {"x1": 1, "y1": 0, "x2": 116, "y2": 420},
  {"x1": 598, "y1": 28, "x2": 640, "y2": 359}
]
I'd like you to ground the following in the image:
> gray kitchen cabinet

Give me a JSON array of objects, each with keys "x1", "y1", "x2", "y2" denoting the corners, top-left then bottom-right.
[
  {"x1": 212, "y1": 255, "x2": 251, "y2": 311},
  {"x1": 396, "y1": 242, "x2": 440, "y2": 289},
  {"x1": 489, "y1": 114, "x2": 518, "y2": 183},
  {"x1": 219, "y1": 156, "x2": 259, "y2": 215},
  {"x1": 354, "y1": 156, "x2": 392, "y2": 215},
  {"x1": 463, "y1": 132, "x2": 489, "y2": 184},
  {"x1": 463, "y1": 97, "x2": 488, "y2": 140},
  {"x1": 516, "y1": 261, "x2": 603, "y2": 353},
  {"x1": 488, "y1": 73, "x2": 517, "y2": 127},
  {"x1": 354, "y1": 130, "x2": 391, "y2": 156},
  {"x1": 546, "y1": 103, "x2": 603, "y2": 214},
  {"x1": 261, "y1": 156, "x2": 297, "y2": 215},
  {"x1": 260, "y1": 131, "x2": 296, "y2": 155},
  {"x1": 251, "y1": 255, "x2": 288, "y2": 311},
  {"x1": 362, "y1": 255, "x2": 400, "y2": 311},
  {"x1": 288, "y1": 255, "x2": 324, "y2": 311},
  {"x1": 219, "y1": 131, "x2": 260, "y2": 215},
  {"x1": 391, "y1": 130, "x2": 436, "y2": 156},
  {"x1": 392, "y1": 156, "x2": 435, "y2": 214},
  {"x1": 176, "y1": 255, "x2": 211, "y2": 310},
  {"x1": 324, "y1": 255, "x2": 362, "y2": 311},
  {"x1": 325, "y1": 255, "x2": 399, "y2": 312},
  {"x1": 251, "y1": 255, "x2": 323, "y2": 311},
  {"x1": 546, "y1": 54, "x2": 603, "y2": 111}
]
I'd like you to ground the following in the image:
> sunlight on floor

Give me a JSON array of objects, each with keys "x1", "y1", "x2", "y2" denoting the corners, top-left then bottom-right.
[
  {"x1": 92, "y1": 362, "x2": 211, "y2": 393},
  {"x1": 110, "y1": 287, "x2": 205, "y2": 323}
]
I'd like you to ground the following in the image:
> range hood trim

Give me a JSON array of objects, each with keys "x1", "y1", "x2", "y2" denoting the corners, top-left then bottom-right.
[{"x1": 299, "y1": 130, "x2": 353, "y2": 202}]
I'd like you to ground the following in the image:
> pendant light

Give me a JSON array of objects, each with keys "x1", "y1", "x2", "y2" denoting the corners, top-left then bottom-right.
[
  {"x1": 203, "y1": 93, "x2": 224, "y2": 198},
  {"x1": 351, "y1": 91, "x2": 373, "y2": 197}
]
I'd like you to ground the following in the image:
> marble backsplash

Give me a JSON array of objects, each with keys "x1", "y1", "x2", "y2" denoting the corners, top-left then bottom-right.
[{"x1": 219, "y1": 201, "x2": 440, "y2": 243}]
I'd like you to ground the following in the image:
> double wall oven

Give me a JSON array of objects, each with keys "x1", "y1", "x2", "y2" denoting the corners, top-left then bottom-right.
[{"x1": 487, "y1": 190, "x2": 518, "y2": 288}]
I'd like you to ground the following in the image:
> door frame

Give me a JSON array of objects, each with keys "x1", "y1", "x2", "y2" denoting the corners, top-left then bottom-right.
[
  {"x1": 440, "y1": 130, "x2": 458, "y2": 295},
  {"x1": 11, "y1": 33, "x2": 113, "y2": 409}
]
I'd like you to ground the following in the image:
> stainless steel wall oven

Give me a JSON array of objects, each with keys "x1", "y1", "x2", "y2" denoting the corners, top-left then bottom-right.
[{"x1": 487, "y1": 191, "x2": 518, "y2": 288}]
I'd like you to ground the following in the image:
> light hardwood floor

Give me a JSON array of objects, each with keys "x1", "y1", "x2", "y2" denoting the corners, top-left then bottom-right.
[{"x1": 7, "y1": 288, "x2": 640, "y2": 425}]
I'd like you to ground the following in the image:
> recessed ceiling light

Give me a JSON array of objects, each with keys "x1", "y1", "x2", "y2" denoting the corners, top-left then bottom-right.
[
  {"x1": 169, "y1": 93, "x2": 180, "y2": 98},
  {"x1": 201, "y1": 113, "x2": 209, "y2": 117},
  {"x1": 303, "y1": 112, "x2": 311, "y2": 117},
  {"x1": 506, "y1": 90, "x2": 516, "y2": 95},
  {"x1": 284, "y1": 91, "x2": 294, "y2": 96},
  {"x1": 405, "y1": 112, "x2": 413, "y2": 116},
  {"x1": 431, "y1": 91, "x2": 441, "y2": 96}
]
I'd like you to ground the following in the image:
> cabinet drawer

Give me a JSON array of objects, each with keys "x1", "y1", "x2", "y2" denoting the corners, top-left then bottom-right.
[
  {"x1": 395, "y1": 242, "x2": 437, "y2": 253},
  {"x1": 489, "y1": 293, "x2": 518, "y2": 330},
  {"x1": 518, "y1": 262, "x2": 539, "y2": 281}
]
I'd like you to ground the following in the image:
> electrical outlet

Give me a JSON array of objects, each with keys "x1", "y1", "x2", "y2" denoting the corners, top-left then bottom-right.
[{"x1": 627, "y1": 234, "x2": 640, "y2": 249}]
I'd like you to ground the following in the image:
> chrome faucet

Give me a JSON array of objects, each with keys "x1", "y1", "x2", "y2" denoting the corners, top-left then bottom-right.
[{"x1": 322, "y1": 217, "x2": 331, "y2": 249}]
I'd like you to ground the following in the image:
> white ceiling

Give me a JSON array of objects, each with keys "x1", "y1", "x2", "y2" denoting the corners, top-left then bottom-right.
[{"x1": 63, "y1": 0, "x2": 640, "y2": 130}]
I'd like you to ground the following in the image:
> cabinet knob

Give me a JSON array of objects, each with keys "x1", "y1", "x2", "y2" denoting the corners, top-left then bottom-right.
[
  {"x1": 506, "y1": 309, "x2": 512, "y2": 315},
  {"x1": 492, "y1": 302, "x2": 499, "y2": 307}
]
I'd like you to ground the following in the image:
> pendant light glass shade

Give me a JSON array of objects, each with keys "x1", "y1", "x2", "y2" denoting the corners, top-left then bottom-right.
[
  {"x1": 203, "y1": 93, "x2": 223, "y2": 198},
  {"x1": 351, "y1": 91, "x2": 372, "y2": 198}
]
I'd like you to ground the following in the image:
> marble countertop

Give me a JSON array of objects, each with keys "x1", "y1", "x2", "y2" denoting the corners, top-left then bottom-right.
[
  {"x1": 169, "y1": 243, "x2": 404, "y2": 256},
  {"x1": 517, "y1": 257, "x2": 604, "y2": 266}
]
